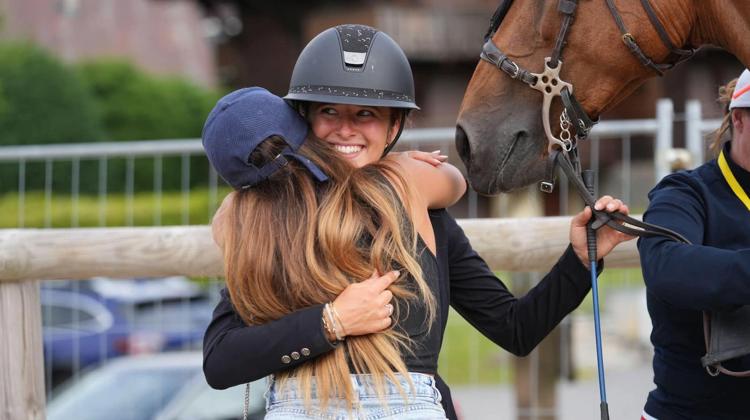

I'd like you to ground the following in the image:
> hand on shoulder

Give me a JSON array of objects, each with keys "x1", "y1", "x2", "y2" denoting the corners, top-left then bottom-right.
[{"x1": 386, "y1": 152, "x2": 467, "y2": 209}]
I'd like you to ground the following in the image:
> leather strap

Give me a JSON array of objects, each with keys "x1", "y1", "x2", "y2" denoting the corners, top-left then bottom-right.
[
  {"x1": 554, "y1": 151, "x2": 692, "y2": 242},
  {"x1": 549, "y1": 0, "x2": 578, "y2": 67},
  {"x1": 702, "y1": 312, "x2": 750, "y2": 377},
  {"x1": 605, "y1": 0, "x2": 696, "y2": 76},
  {"x1": 561, "y1": 88, "x2": 598, "y2": 139},
  {"x1": 483, "y1": 0, "x2": 514, "y2": 41},
  {"x1": 639, "y1": 0, "x2": 695, "y2": 61},
  {"x1": 481, "y1": 40, "x2": 538, "y2": 87}
]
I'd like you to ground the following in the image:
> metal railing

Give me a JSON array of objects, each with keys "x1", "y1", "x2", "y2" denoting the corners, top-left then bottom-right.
[
  {"x1": 0, "y1": 98, "x2": 726, "y2": 419},
  {"x1": 0, "y1": 98, "x2": 721, "y2": 229}
]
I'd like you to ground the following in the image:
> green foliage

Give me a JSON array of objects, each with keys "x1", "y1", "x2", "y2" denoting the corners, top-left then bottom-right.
[
  {"x1": 0, "y1": 48, "x2": 225, "y2": 194},
  {"x1": 76, "y1": 59, "x2": 221, "y2": 141},
  {"x1": 0, "y1": 42, "x2": 103, "y2": 146},
  {"x1": 0, "y1": 187, "x2": 231, "y2": 228},
  {"x1": 0, "y1": 42, "x2": 104, "y2": 194},
  {"x1": 73, "y1": 60, "x2": 222, "y2": 193},
  {"x1": 439, "y1": 309, "x2": 513, "y2": 384},
  {"x1": 0, "y1": 80, "x2": 8, "y2": 121}
]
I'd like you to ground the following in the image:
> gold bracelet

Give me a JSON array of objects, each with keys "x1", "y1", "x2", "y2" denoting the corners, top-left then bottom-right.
[
  {"x1": 325, "y1": 303, "x2": 344, "y2": 341},
  {"x1": 322, "y1": 304, "x2": 336, "y2": 340},
  {"x1": 330, "y1": 303, "x2": 347, "y2": 337}
]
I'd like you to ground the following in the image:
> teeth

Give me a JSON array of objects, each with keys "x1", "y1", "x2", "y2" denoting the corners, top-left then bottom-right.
[{"x1": 334, "y1": 144, "x2": 363, "y2": 154}]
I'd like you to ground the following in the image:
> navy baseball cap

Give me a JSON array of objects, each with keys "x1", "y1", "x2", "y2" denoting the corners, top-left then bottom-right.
[{"x1": 202, "y1": 87, "x2": 328, "y2": 189}]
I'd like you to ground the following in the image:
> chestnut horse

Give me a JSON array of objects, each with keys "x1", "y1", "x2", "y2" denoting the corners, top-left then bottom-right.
[{"x1": 456, "y1": 0, "x2": 750, "y2": 194}]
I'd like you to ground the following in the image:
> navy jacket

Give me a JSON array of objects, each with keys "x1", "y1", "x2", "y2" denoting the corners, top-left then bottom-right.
[
  {"x1": 638, "y1": 142, "x2": 750, "y2": 419},
  {"x1": 203, "y1": 209, "x2": 594, "y2": 419}
]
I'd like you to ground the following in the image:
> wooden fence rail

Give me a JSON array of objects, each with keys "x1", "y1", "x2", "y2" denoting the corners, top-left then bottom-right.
[{"x1": 0, "y1": 216, "x2": 640, "y2": 420}]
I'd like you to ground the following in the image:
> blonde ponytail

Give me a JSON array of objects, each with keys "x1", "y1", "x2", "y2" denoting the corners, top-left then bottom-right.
[{"x1": 709, "y1": 78, "x2": 739, "y2": 155}]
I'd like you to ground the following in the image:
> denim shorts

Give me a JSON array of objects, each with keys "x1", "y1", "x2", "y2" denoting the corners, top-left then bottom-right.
[{"x1": 264, "y1": 372, "x2": 446, "y2": 419}]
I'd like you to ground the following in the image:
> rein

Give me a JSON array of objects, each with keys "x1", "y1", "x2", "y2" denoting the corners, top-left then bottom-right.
[
  {"x1": 481, "y1": 0, "x2": 750, "y2": 388},
  {"x1": 476, "y1": 1, "x2": 699, "y2": 415}
]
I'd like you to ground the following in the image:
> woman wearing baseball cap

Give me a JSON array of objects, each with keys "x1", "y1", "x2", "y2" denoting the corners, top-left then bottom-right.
[
  {"x1": 204, "y1": 24, "x2": 632, "y2": 419},
  {"x1": 638, "y1": 69, "x2": 750, "y2": 420},
  {"x1": 203, "y1": 86, "x2": 466, "y2": 418}
]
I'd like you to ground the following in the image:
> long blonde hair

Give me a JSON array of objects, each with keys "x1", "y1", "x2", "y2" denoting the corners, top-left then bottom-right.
[
  {"x1": 710, "y1": 78, "x2": 739, "y2": 155},
  {"x1": 222, "y1": 135, "x2": 436, "y2": 409}
]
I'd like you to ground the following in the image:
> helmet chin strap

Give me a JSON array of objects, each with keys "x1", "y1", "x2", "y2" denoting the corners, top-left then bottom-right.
[{"x1": 382, "y1": 112, "x2": 408, "y2": 156}]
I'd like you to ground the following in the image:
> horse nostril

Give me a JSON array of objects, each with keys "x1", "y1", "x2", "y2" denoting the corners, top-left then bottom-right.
[{"x1": 455, "y1": 125, "x2": 471, "y2": 166}]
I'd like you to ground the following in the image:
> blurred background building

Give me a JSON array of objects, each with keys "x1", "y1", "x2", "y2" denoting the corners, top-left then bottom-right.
[{"x1": 1, "y1": 0, "x2": 742, "y2": 123}]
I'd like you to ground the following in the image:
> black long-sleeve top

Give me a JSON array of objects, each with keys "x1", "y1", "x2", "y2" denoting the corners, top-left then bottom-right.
[
  {"x1": 203, "y1": 209, "x2": 594, "y2": 418},
  {"x1": 638, "y1": 142, "x2": 750, "y2": 419}
]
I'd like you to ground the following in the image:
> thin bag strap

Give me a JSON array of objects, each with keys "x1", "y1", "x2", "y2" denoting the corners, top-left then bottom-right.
[{"x1": 243, "y1": 382, "x2": 250, "y2": 420}]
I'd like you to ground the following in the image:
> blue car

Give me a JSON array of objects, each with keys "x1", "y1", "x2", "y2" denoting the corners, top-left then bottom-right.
[{"x1": 42, "y1": 277, "x2": 215, "y2": 376}]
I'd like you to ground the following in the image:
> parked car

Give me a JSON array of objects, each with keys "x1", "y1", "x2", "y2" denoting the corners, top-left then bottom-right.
[
  {"x1": 47, "y1": 352, "x2": 266, "y2": 420},
  {"x1": 42, "y1": 277, "x2": 215, "y2": 377}
]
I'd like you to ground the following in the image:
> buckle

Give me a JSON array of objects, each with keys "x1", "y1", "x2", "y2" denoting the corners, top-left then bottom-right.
[
  {"x1": 540, "y1": 181, "x2": 555, "y2": 193},
  {"x1": 509, "y1": 62, "x2": 520, "y2": 79}
]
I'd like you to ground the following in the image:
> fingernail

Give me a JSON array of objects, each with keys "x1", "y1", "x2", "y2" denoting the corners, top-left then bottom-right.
[
  {"x1": 594, "y1": 203, "x2": 603, "y2": 210},
  {"x1": 607, "y1": 204, "x2": 615, "y2": 210},
  {"x1": 391, "y1": 270, "x2": 400, "y2": 277},
  {"x1": 431, "y1": 150, "x2": 441, "y2": 154}
]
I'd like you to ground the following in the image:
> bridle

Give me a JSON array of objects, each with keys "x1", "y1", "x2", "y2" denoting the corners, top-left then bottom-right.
[
  {"x1": 481, "y1": 0, "x2": 694, "y2": 156},
  {"x1": 479, "y1": 0, "x2": 694, "y2": 243},
  {"x1": 480, "y1": 0, "x2": 750, "y2": 383},
  {"x1": 477, "y1": 2, "x2": 698, "y2": 412}
]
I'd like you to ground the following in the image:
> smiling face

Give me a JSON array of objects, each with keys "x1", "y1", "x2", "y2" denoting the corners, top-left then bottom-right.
[{"x1": 309, "y1": 103, "x2": 399, "y2": 168}]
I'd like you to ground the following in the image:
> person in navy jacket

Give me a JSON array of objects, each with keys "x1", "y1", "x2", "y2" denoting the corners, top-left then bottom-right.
[
  {"x1": 204, "y1": 24, "x2": 634, "y2": 419},
  {"x1": 638, "y1": 69, "x2": 750, "y2": 420}
]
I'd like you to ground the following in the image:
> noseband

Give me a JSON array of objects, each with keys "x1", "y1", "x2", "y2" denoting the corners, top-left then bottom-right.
[{"x1": 478, "y1": 0, "x2": 694, "y2": 243}]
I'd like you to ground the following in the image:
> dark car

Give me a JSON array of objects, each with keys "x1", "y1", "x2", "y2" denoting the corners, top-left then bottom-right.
[{"x1": 42, "y1": 277, "x2": 214, "y2": 379}]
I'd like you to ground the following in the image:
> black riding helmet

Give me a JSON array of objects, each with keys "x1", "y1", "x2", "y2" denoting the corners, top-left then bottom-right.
[{"x1": 284, "y1": 24, "x2": 419, "y2": 155}]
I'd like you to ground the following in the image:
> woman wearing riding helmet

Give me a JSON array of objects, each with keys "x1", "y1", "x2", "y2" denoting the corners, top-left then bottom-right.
[
  {"x1": 638, "y1": 69, "x2": 750, "y2": 420},
  {"x1": 203, "y1": 24, "x2": 632, "y2": 419},
  {"x1": 204, "y1": 86, "x2": 465, "y2": 419}
]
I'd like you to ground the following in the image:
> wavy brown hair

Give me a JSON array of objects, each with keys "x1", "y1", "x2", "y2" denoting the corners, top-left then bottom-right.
[
  {"x1": 710, "y1": 78, "x2": 739, "y2": 155},
  {"x1": 222, "y1": 135, "x2": 436, "y2": 410}
]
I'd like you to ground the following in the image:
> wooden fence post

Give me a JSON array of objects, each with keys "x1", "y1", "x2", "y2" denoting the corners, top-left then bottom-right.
[
  {"x1": 504, "y1": 187, "x2": 559, "y2": 420},
  {"x1": 513, "y1": 272, "x2": 560, "y2": 420},
  {"x1": 0, "y1": 280, "x2": 46, "y2": 420}
]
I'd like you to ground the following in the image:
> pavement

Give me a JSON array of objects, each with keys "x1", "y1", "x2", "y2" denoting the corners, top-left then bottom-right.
[
  {"x1": 451, "y1": 289, "x2": 656, "y2": 420},
  {"x1": 452, "y1": 365, "x2": 653, "y2": 420}
]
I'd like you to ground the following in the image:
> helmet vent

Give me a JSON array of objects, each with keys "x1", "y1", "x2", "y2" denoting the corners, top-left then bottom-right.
[
  {"x1": 343, "y1": 51, "x2": 366, "y2": 66},
  {"x1": 337, "y1": 24, "x2": 377, "y2": 68}
]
